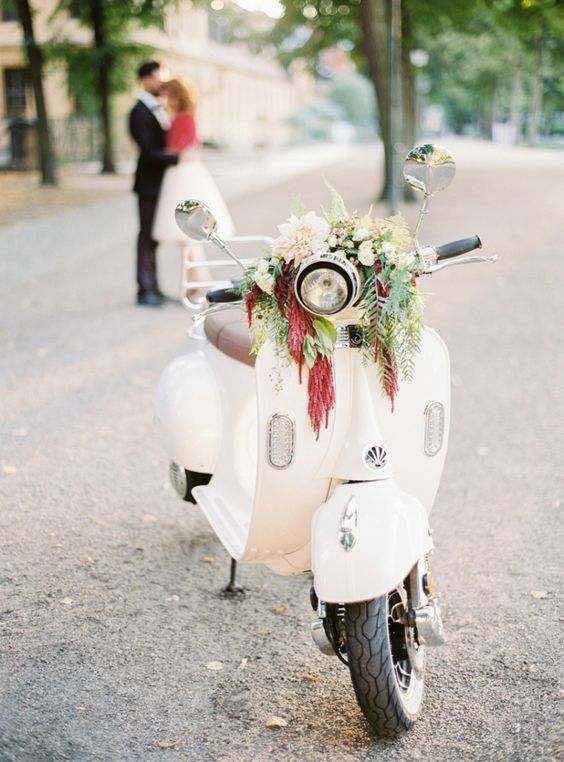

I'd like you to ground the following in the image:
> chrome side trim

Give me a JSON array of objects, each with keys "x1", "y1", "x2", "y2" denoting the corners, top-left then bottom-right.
[
  {"x1": 424, "y1": 401, "x2": 445, "y2": 456},
  {"x1": 267, "y1": 413, "x2": 296, "y2": 469},
  {"x1": 311, "y1": 618, "x2": 335, "y2": 656},
  {"x1": 338, "y1": 497, "x2": 358, "y2": 552}
]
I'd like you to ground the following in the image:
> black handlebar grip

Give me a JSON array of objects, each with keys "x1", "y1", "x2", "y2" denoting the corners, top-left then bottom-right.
[
  {"x1": 435, "y1": 235, "x2": 482, "y2": 261},
  {"x1": 206, "y1": 287, "x2": 241, "y2": 303}
]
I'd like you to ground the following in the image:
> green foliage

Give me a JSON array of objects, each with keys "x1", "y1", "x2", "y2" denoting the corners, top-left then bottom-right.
[
  {"x1": 327, "y1": 72, "x2": 376, "y2": 127},
  {"x1": 270, "y1": 0, "x2": 564, "y2": 141},
  {"x1": 413, "y1": 0, "x2": 564, "y2": 135},
  {"x1": 271, "y1": 1, "x2": 363, "y2": 72},
  {"x1": 47, "y1": 0, "x2": 178, "y2": 108}
]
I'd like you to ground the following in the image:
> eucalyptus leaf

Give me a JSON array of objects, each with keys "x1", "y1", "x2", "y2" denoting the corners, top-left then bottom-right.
[{"x1": 303, "y1": 335, "x2": 318, "y2": 369}]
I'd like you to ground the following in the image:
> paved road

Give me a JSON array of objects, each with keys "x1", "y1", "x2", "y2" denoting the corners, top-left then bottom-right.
[{"x1": 0, "y1": 139, "x2": 562, "y2": 761}]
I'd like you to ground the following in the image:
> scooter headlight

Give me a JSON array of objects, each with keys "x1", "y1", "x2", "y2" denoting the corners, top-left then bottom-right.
[{"x1": 295, "y1": 253, "x2": 361, "y2": 316}]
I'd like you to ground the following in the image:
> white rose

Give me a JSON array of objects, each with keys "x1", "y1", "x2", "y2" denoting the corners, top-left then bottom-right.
[
  {"x1": 358, "y1": 240, "x2": 375, "y2": 266},
  {"x1": 353, "y1": 228, "x2": 370, "y2": 242},
  {"x1": 398, "y1": 251, "x2": 416, "y2": 269},
  {"x1": 343, "y1": 239, "x2": 353, "y2": 248},
  {"x1": 256, "y1": 258, "x2": 270, "y2": 274},
  {"x1": 254, "y1": 271, "x2": 275, "y2": 295},
  {"x1": 327, "y1": 234, "x2": 338, "y2": 248},
  {"x1": 380, "y1": 241, "x2": 398, "y2": 265}
]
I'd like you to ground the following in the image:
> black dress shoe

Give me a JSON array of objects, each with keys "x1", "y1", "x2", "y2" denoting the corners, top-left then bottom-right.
[
  {"x1": 137, "y1": 291, "x2": 162, "y2": 307},
  {"x1": 156, "y1": 291, "x2": 177, "y2": 304}
]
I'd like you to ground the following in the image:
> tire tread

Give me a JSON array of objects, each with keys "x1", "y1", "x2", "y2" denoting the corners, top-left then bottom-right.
[{"x1": 345, "y1": 596, "x2": 422, "y2": 737}]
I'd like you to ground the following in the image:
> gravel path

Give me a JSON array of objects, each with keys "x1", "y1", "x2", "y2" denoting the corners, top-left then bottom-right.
[{"x1": 0, "y1": 139, "x2": 562, "y2": 761}]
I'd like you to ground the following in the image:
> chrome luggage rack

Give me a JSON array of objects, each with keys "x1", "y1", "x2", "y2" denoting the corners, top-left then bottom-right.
[{"x1": 181, "y1": 235, "x2": 273, "y2": 310}]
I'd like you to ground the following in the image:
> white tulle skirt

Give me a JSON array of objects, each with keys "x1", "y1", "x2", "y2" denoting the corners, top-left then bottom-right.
[{"x1": 152, "y1": 159, "x2": 235, "y2": 243}]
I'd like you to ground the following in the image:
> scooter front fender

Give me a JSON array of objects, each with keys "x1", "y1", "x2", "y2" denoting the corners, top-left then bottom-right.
[{"x1": 311, "y1": 481, "x2": 433, "y2": 603}]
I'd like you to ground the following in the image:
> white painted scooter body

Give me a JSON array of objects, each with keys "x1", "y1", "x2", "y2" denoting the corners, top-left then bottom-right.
[{"x1": 155, "y1": 319, "x2": 450, "y2": 602}]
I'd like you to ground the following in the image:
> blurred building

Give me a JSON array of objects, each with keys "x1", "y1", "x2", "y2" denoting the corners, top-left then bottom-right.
[{"x1": 0, "y1": 0, "x2": 315, "y2": 166}]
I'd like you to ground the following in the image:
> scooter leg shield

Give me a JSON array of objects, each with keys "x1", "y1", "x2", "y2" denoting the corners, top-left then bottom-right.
[
  {"x1": 311, "y1": 481, "x2": 433, "y2": 603},
  {"x1": 155, "y1": 348, "x2": 221, "y2": 474}
]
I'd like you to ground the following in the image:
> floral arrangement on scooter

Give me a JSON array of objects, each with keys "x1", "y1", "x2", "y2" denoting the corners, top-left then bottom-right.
[{"x1": 241, "y1": 189, "x2": 424, "y2": 435}]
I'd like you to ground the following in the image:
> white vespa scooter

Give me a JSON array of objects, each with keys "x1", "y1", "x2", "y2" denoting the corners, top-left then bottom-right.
[{"x1": 155, "y1": 145, "x2": 496, "y2": 736}]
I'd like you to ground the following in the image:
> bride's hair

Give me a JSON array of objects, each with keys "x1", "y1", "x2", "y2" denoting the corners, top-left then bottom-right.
[{"x1": 163, "y1": 78, "x2": 198, "y2": 115}]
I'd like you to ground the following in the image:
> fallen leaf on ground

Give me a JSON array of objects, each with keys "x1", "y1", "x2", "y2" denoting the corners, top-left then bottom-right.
[
  {"x1": 1, "y1": 465, "x2": 17, "y2": 475},
  {"x1": 257, "y1": 630, "x2": 270, "y2": 637},
  {"x1": 60, "y1": 598, "x2": 73, "y2": 606},
  {"x1": 205, "y1": 661, "x2": 223, "y2": 671},
  {"x1": 202, "y1": 556, "x2": 215, "y2": 564},
  {"x1": 530, "y1": 590, "x2": 548, "y2": 599},
  {"x1": 157, "y1": 740, "x2": 180, "y2": 749},
  {"x1": 238, "y1": 658, "x2": 248, "y2": 671},
  {"x1": 142, "y1": 514, "x2": 157, "y2": 523},
  {"x1": 527, "y1": 664, "x2": 537, "y2": 673},
  {"x1": 266, "y1": 716, "x2": 288, "y2": 729},
  {"x1": 303, "y1": 674, "x2": 320, "y2": 683},
  {"x1": 272, "y1": 605, "x2": 289, "y2": 615},
  {"x1": 80, "y1": 556, "x2": 94, "y2": 564},
  {"x1": 165, "y1": 595, "x2": 180, "y2": 603}
]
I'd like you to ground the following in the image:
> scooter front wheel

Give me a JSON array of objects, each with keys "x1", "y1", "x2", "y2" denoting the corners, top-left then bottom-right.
[{"x1": 345, "y1": 589, "x2": 425, "y2": 737}]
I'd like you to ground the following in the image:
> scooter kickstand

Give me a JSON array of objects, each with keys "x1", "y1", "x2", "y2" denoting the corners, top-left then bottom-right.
[{"x1": 222, "y1": 558, "x2": 245, "y2": 596}]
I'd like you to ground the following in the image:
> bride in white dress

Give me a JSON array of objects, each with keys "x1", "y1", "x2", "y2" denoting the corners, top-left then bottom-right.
[{"x1": 152, "y1": 78, "x2": 235, "y2": 300}]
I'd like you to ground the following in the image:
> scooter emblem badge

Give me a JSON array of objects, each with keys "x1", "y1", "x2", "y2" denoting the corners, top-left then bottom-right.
[
  {"x1": 362, "y1": 444, "x2": 389, "y2": 471},
  {"x1": 338, "y1": 497, "x2": 358, "y2": 552}
]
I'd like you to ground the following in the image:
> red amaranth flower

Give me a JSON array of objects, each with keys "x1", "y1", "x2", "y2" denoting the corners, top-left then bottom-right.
[
  {"x1": 287, "y1": 276, "x2": 314, "y2": 381},
  {"x1": 245, "y1": 283, "x2": 262, "y2": 325},
  {"x1": 307, "y1": 355, "x2": 335, "y2": 438}
]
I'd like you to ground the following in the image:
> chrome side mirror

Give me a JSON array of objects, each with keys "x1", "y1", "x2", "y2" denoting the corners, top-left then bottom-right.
[
  {"x1": 174, "y1": 199, "x2": 246, "y2": 271},
  {"x1": 175, "y1": 200, "x2": 218, "y2": 241},
  {"x1": 403, "y1": 144, "x2": 456, "y2": 198},
  {"x1": 404, "y1": 144, "x2": 456, "y2": 244}
]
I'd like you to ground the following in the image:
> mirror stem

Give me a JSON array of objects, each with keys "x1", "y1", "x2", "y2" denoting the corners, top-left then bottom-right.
[
  {"x1": 413, "y1": 194, "x2": 430, "y2": 241},
  {"x1": 210, "y1": 233, "x2": 246, "y2": 271}
]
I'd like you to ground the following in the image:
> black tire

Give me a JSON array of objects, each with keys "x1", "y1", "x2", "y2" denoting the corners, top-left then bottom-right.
[
  {"x1": 183, "y1": 469, "x2": 212, "y2": 502},
  {"x1": 345, "y1": 589, "x2": 425, "y2": 737},
  {"x1": 169, "y1": 462, "x2": 211, "y2": 503}
]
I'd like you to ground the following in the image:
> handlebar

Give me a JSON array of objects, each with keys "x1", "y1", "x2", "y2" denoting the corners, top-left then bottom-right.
[
  {"x1": 435, "y1": 235, "x2": 482, "y2": 261},
  {"x1": 418, "y1": 234, "x2": 495, "y2": 274}
]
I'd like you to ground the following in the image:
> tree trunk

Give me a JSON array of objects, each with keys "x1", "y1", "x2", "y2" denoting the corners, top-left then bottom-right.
[
  {"x1": 510, "y1": 46, "x2": 523, "y2": 145},
  {"x1": 400, "y1": 3, "x2": 416, "y2": 201},
  {"x1": 16, "y1": 0, "x2": 57, "y2": 185},
  {"x1": 359, "y1": 0, "x2": 412, "y2": 208},
  {"x1": 359, "y1": 0, "x2": 391, "y2": 203},
  {"x1": 527, "y1": 29, "x2": 545, "y2": 147},
  {"x1": 89, "y1": 0, "x2": 115, "y2": 173}
]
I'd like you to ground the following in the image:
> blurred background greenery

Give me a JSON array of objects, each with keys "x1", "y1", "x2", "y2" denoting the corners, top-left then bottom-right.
[{"x1": 2, "y1": 0, "x2": 562, "y2": 197}]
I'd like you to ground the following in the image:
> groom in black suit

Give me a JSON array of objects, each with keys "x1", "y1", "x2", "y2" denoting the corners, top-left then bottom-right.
[{"x1": 129, "y1": 61, "x2": 179, "y2": 306}]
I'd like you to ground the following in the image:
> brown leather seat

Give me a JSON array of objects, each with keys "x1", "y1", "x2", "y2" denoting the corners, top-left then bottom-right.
[{"x1": 204, "y1": 309, "x2": 255, "y2": 367}]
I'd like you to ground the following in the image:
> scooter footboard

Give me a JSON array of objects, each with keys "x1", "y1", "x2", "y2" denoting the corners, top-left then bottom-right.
[{"x1": 312, "y1": 481, "x2": 433, "y2": 603}]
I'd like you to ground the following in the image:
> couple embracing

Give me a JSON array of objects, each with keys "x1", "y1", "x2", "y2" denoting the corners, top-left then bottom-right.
[{"x1": 129, "y1": 61, "x2": 234, "y2": 307}]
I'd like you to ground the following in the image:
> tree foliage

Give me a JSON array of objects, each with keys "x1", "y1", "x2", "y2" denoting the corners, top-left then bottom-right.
[
  {"x1": 268, "y1": 0, "x2": 564, "y2": 166},
  {"x1": 49, "y1": 0, "x2": 179, "y2": 171}
]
